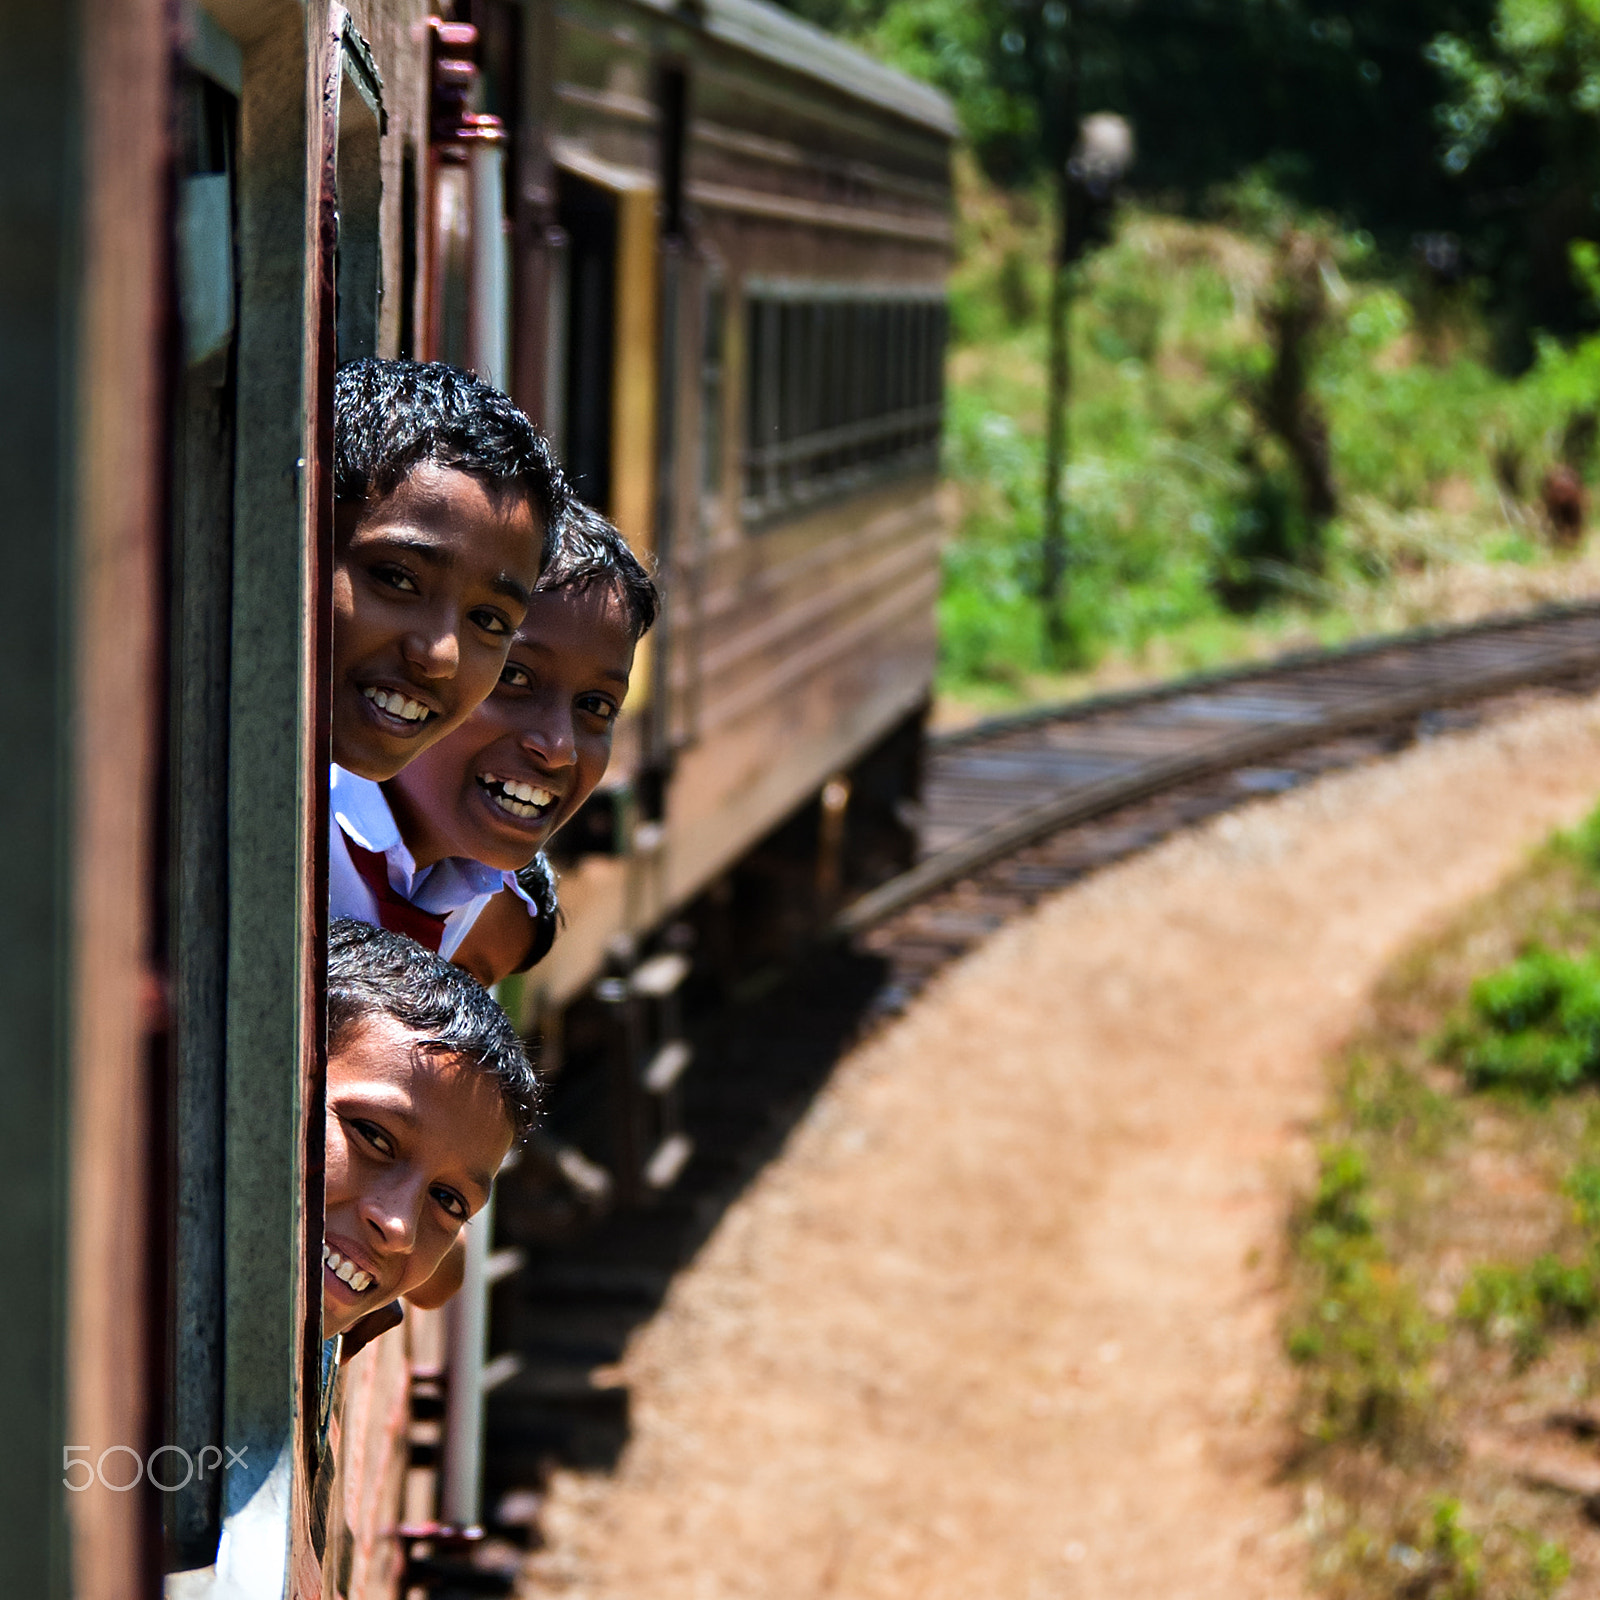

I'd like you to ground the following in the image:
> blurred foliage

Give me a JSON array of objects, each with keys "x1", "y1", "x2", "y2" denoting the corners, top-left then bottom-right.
[
  {"x1": 773, "y1": 0, "x2": 1600, "y2": 701},
  {"x1": 1443, "y1": 946, "x2": 1600, "y2": 1094},
  {"x1": 782, "y1": 0, "x2": 1600, "y2": 348},
  {"x1": 1287, "y1": 1142, "x2": 1442, "y2": 1453},
  {"x1": 1436, "y1": 803, "x2": 1600, "y2": 1095},
  {"x1": 1430, "y1": 0, "x2": 1600, "y2": 357},
  {"x1": 1277, "y1": 808, "x2": 1600, "y2": 1600},
  {"x1": 933, "y1": 175, "x2": 1596, "y2": 698},
  {"x1": 1457, "y1": 1249, "x2": 1600, "y2": 1366}
]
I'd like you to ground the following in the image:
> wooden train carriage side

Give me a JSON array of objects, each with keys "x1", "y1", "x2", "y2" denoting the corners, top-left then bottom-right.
[{"x1": 512, "y1": 0, "x2": 956, "y2": 1016}]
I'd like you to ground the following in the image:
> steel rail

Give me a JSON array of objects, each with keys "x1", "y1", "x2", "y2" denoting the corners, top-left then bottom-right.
[{"x1": 837, "y1": 604, "x2": 1600, "y2": 936}]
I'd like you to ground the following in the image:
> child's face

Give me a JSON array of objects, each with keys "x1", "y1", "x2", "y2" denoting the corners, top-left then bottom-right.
[
  {"x1": 332, "y1": 463, "x2": 542, "y2": 782},
  {"x1": 383, "y1": 583, "x2": 636, "y2": 872},
  {"x1": 322, "y1": 1010, "x2": 514, "y2": 1338}
]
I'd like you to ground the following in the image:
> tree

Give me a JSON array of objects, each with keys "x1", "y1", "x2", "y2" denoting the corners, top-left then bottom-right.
[{"x1": 1430, "y1": 0, "x2": 1600, "y2": 358}]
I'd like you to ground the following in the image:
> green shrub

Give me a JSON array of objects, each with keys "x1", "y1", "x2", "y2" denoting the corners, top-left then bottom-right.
[
  {"x1": 1532, "y1": 1540, "x2": 1573, "y2": 1598},
  {"x1": 1290, "y1": 1144, "x2": 1440, "y2": 1451},
  {"x1": 1447, "y1": 947, "x2": 1600, "y2": 1094},
  {"x1": 1564, "y1": 1162, "x2": 1600, "y2": 1232},
  {"x1": 1425, "y1": 1498, "x2": 1485, "y2": 1600},
  {"x1": 1459, "y1": 1255, "x2": 1600, "y2": 1366},
  {"x1": 1557, "y1": 800, "x2": 1600, "y2": 876},
  {"x1": 1310, "y1": 1142, "x2": 1375, "y2": 1236}
]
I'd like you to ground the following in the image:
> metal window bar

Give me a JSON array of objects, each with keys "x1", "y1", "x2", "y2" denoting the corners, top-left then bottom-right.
[{"x1": 741, "y1": 288, "x2": 946, "y2": 523}]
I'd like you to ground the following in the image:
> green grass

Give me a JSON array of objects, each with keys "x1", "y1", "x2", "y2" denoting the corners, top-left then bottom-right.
[
  {"x1": 1284, "y1": 802, "x2": 1600, "y2": 1599},
  {"x1": 937, "y1": 160, "x2": 1600, "y2": 718}
]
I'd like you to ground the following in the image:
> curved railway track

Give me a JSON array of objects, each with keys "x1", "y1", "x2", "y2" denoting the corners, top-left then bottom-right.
[{"x1": 487, "y1": 597, "x2": 1600, "y2": 1516}]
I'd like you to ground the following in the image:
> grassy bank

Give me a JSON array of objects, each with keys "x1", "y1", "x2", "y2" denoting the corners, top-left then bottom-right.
[
  {"x1": 1286, "y1": 805, "x2": 1600, "y2": 1598},
  {"x1": 937, "y1": 162, "x2": 1600, "y2": 728}
]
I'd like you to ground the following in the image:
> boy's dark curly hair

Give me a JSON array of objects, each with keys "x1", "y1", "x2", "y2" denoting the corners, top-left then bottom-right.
[
  {"x1": 326, "y1": 917, "x2": 539, "y2": 1139},
  {"x1": 508, "y1": 853, "x2": 560, "y2": 973},
  {"x1": 334, "y1": 359, "x2": 569, "y2": 562},
  {"x1": 539, "y1": 498, "x2": 659, "y2": 640}
]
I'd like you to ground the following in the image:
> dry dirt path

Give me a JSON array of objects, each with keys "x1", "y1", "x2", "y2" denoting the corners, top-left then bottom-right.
[{"x1": 524, "y1": 694, "x2": 1600, "y2": 1600}]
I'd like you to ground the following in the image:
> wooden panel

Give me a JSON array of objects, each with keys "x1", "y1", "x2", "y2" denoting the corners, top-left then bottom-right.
[
  {"x1": 336, "y1": 1330, "x2": 412, "y2": 1600},
  {"x1": 0, "y1": 0, "x2": 168, "y2": 1592}
]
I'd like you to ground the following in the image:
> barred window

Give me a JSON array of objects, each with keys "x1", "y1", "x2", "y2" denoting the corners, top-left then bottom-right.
[{"x1": 742, "y1": 285, "x2": 946, "y2": 524}]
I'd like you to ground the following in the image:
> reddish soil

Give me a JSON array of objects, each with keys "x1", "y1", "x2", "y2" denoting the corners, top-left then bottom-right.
[{"x1": 522, "y1": 695, "x2": 1600, "y2": 1600}]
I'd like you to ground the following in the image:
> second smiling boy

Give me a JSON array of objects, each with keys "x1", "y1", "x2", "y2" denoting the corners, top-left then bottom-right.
[{"x1": 389, "y1": 500, "x2": 658, "y2": 984}]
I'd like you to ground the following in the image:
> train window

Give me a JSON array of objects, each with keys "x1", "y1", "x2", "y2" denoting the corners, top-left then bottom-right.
[
  {"x1": 702, "y1": 276, "x2": 726, "y2": 500},
  {"x1": 741, "y1": 284, "x2": 947, "y2": 524},
  {"x1": 336, "y1": 33, "x2": 383, "y2": 362},
  {"x1": 556, "y1": 170, "x2": 618, "y2": 510}
]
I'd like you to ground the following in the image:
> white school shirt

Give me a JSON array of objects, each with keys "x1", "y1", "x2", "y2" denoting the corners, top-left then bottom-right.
[{"x1": 328, "y1": 765, "x2": 535, "y2": 959}]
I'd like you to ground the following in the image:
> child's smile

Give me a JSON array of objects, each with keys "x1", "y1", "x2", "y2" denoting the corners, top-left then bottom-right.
[
  {"x1": 322, "y1": 1240, "x2": 377, "y2": 1299},
  {"x1": 476, "y1": 772, "x2": 561, "y2": 823},
  {"x1": 384, "y1": 583, "x2": 636, "y2": 872},
  {"x1": 362, "y1": 684, "x2": 436, "y2": 729}
]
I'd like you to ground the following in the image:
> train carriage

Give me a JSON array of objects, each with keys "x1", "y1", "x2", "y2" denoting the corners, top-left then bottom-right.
[{"x1": 2, "y1": 2, "x2": 952, "y2": 1596}]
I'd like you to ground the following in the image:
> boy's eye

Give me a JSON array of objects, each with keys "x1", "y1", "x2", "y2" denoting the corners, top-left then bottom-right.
[
  {"x1": 371, "y1": 564, "x2": 419, "y2": 595},
  {"x1": 469, "y1": 607, "x2": 510, "y2": 637},
  {"x1": 351, "y1": 1119, "x2": 394, "y2": 1158},
  {"x1": 431, "y1": 1185, "x2": 468, "y2": 1221},
  {"x1": 577, "y1": 694, "x2": 618, "y2": 723},
  {"x1": 497, "y1": 662, "x2": 532, "y2": 692}
]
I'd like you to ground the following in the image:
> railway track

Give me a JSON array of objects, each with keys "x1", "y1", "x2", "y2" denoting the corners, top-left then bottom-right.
[{"x1": 486, "y1": 598, "x2": 1600, "y2": 1514}]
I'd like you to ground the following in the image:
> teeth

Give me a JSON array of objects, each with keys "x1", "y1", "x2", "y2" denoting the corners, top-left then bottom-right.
[
  {"x1": 324, "y1": 1244, "x2": 372, "y2": 1293},
  {"x1": 482, "y1": 776, "x2": 556, "y2": 818},
  {"x1": 363, "y1": 686, "x2": 430, "y2": 724},
  {"x1": 507, "y1": 780, "x2": 555, "y2": 806}
]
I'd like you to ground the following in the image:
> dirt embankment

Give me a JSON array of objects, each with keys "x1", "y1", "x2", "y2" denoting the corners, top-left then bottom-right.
[{"x1": 524, "y1": 694, "x2": 1600, "y2": 1600}]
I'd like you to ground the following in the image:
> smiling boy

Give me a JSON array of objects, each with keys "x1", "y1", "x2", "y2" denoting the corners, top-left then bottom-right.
[
  {"x1": 388, "y1": 500, "x2": 658, "y2": 985},
  {"x1": 321, "y1": 918, "x2": 536, "y2": 1344},
  {"x1": 332, "y1": 359, "x2": 565, "y2": 782}
]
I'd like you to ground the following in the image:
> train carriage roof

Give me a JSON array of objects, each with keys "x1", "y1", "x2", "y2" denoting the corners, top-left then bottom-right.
[{"x1": 638, "y1": 0, "x2": 959, "y2": 139}]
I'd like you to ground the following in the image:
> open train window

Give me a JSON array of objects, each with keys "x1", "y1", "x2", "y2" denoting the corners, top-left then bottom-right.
[
  {"x1": 555, "y1": 170, "x2": 618, "y2": 511},
  {"x1": 741, "y1": 284, "x2": 947, "y2": 525},
  {"x1": 336, "y1": 32, "x2": 383, "y2": 361},
  {"x1": 701, "y1": 274, "x2": 726, "y2": 504},
  {"x1": 547, "y1": 157, "x2": 658, "y2": 560}
]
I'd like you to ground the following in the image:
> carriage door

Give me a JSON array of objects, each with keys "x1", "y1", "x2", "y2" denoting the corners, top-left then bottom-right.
[
  {"x1": 549, "y1": 161, "x2": 658, "y2": 570},
  {"x1": 553, "y1": 170, "x2": 617, "y2": 510}
]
